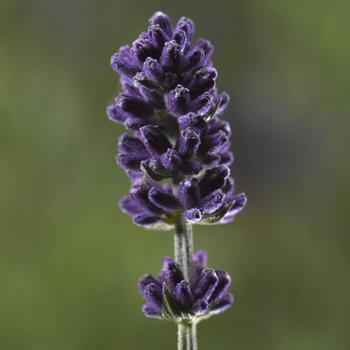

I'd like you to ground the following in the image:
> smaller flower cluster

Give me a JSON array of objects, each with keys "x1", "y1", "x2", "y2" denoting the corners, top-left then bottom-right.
[{"x1": 138, "y1": 251, "x2": 233, "y2": 323}]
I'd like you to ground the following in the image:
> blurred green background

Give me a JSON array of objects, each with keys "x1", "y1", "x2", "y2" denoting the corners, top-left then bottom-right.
[{"x1": 1, "y1": 0, "x2": 349, "y2": 349}]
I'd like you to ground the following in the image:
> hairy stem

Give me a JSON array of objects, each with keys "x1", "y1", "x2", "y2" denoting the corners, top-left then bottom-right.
[
  {"x1": 177, "y1": 322, "x2": 198, "y2": 350},
  {"x1": 174, "y1": 219, "x2": 198, "y2": 350}
]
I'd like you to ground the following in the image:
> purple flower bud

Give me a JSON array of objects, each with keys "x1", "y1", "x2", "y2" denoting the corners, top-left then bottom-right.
[
  {"x1": 175, "y1": 281, "x2": 194, "y2": 306},
  {"x1": 118, "y1": 134, "x2": 148, "y2": 157},
  {"x1": 194, "y1": 38, "x2": 214, "y2": 58},
  {"x1": 147, "y1": 24, "x2": 169, "y2": 49},
  {"x1": 130, "y1": 184, "x2": 164, "y2": 215},
  {"x1": 140, "y1": 125, "x2": 172, "y2": 156},
  {"x1": 173, "y1": 30, "x2": 187, "y2": 52},
  {"x1": 192, "y1": 269, "x2": 218, "y2": 300},
  {"x1": 177, "y1": 128, "x2": 201, "y2": 158},
  {"x1": 143, "y1": 57, "x2": 164, "y2": 83},
  {"x1": 160, "y1": 40, "x2": 180, "y2": 71},
  {"x1": 200, "y1": 189, "x2": 225, "y2": 214},
  {"x1": 133, "y1": 214, "x2": 162, "y2": 228},
  {"x1": 209, "y1": 271, "x2": 231, "y2": 303},
  {"x1": 148, "y1": 187, "x2": 180, "y2": 211},
  {"x1": 162, "y1": 257, "x2": 184, "y2": 290},
  {"x1": 175, "y1": 17, "x2": 195, "y2": 41},
  {"x1": 117, "y1": 94, "x2": 154, "y2": 119},
  {"x1": 116, "y1": 153, "x2": 144, "y2": 171},
  {"x1": 199, "y1": 166, "x2": 230, "y2": 197},
  {"x1": 149, "y1": 11, "x2": 173, "y2": 37},
  {"x1": 110, "y1": 45, "x2": 138, "y2": 77},
  {"x1": 209, "y1": 293, "x2": 234, "y2": 315},
  {"x1": 106, "y1": 104, "x2": 127, "y2": 124},
  {"x1": 160, "y1": 149, "x2": 181, "y2": 172},
  {"x1": 166, "y1": 85, "x2": 191, "y2": 116},
  {"x1": 178, "y1": 179, "x2": 200, "y2": 209}
]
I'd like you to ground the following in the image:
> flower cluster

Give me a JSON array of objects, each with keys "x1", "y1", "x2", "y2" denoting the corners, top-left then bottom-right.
[
  {"x1": 138, "y1": 251, "x2": 233, "y2": 322},
  {"x1": 107, "y1": 11, "x2": 246, "y2": 229}
]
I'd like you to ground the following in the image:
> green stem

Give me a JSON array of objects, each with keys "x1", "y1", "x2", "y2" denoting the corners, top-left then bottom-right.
[
  {"x1": 174, "y1": 219, "x2": 198, "y2": 350},
  {"x1": 177, "y1": 322, "x2": 198, "y2": 350}
]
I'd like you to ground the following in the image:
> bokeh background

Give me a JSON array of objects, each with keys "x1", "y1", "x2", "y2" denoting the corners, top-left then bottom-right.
[{"x1": 1, "y1": 0, "x2": 349, "y2": 349}]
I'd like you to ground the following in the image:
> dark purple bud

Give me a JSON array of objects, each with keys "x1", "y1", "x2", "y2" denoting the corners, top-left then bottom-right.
[
  {"x1": 133, "y1": 71, "x2": 160, "y2": 90},
  {"x1": 189, "y1": 67, "x2": 217, "y2": 98},
  {"x1": 148, "y1": 187, "x2": 180, "y2": 211},
  {"x1": 142, "y1": 303, "x2": 162, "y2": 318},
  {"x1": 143, "y1": 57, "x2": 164, "y2": 83},
  {"x1": 119, "y1": 195, "x2": 145, "y2": 216},
  {"x1": 117, "y1": 94, "x2": 154, "y2": 119},
  {"x1": 173, "y1": 30, "x2": 187, "y2": 52},
  {"x1": 163, "y1": 71, "x2": 178, "y2": 89},
  {"x1": 178, "y1": 113, "x2": 207, "y2": 133},
  {"x1": 149, "y1": 11, "x2": 173, "y2": 37},
  {"x1": 175, "y1": 280, "x2": 194, "y2": 306},
  {"x1": 140, "y1": 125, "x2": 172, "y2": 156},
  {"x1": 195, "y1": 38, "x2": 214, "y2": 58},
  {"x1": 193, "y1": 251, "x2": 208, "y2": 270},
  {"x1": 184, "y1": 208, "x2": 202, "y2": 223},
  {"x1": 162, "y1": 257, "x2": 184, "y2": 290},
  {"x1": 203, "y1": 130, "x2": 230, "y2": 154},
  {"x1": 220, "y1": 152, "x2": 234, "y2": 166},
  {"x1": 143, "y1": 283, "x2": 163, "y2": 307},
  {"x1": 199, "y1": 166, "x2": 230, "y2": 197},
  {"x1": 184, "y1": 48, "x2": 205, "y2": 70},
  {"x1": 141, "y1": 158, "x2": 170, "y2": 181},
  {"x1": 138, "y1": 274, "x2": 160, "y2": 295},
  {"x1": 106, "y1": 104, "x2": 127, "y2": 124},
  {"x1": 209, "y1": 271, "x2": 231, "y2": 303},
  {"x1": 110, "y1": 45, "x2": 138, "y2": 77},
  {"x1": 133, "y1": 214, "x2": 163, "y2": 227},
  {"x1": 139, "y1": 86, "x2": 164, "y2": 109},
  {"x1": 216, "y1": 92, "x2": 230, "y2": 114},
  {"x1": 181, "y1": 160, "x2": 203, "y2": 176},
  {"x1": 166, "y1": 85, "x2": 191, "y2": 116},
  {"x1": 208, "y1": 118, "x2": 231, "y2": 136},
  {"x1": 130, "y1": 184, "x2": 164, "y2": 215},
  {"x1": 148, "y1": 24, "x2": 169, "y2": 49},
  {"x1": 160, "y1": 149, "x2": 181, "y2": 172},
  {"x1": 209, "y1": 293, "x2": 234, "y2": 315},
  {"x1": 193, "y1": 299, "x2": 209, "y2": 314},
  {"x1": 202, "y1": 153, "x2": 221, "y2": 167},
  {"x1": 227, "y1": 193, "x2": 247, "y2": 216},
  {"x1": 131, "y1": 37, "x2": 156, "y2": 63},
  {"x1": 160, "y1": 40, "x2": 180, "y2": 71},
  {"x1": 118, "y1": 134, "x2": 148, "y2": 157},
  {"x1": 177, "y1": 128, "x2": 201, "y2": 157},
  {"x1": 124, "y1": 117, "x2": 148, "y2": 130},
  {"x1": 116, "y1": 153, "x2": 144, "y2": 171},
  {"x1": 222, "y1": 177, "x2": 235, "y2": 196},
  {"x1": 191, "y1": 91, "x2": 214, "y2": 113},
  {"x1": 176, "y1": 17, "x2": 195, "y2": 40},
  {"x1": 178, "y1": 179, "x2": 200, "y2": 209},
  {"x1": 200, "y1": 189, "x2": 225, "y2": 214},
  {"x1": 193, "y1": 250, "x2": 207, "y2": 282},
  {"x1": 192, "y1": 269, "x2": 218, "y2": 301}
]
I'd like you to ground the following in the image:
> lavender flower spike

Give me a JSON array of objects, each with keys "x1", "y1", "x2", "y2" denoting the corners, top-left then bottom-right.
[
  {"x1": 107, "y1": 11, "x2": 248, "y2": 350},
  {"x1": 138, "y1": 251, "x2": 233, "y2": 323},
  {"x1": 108, "y1": 11, "x2": 246, "y2": 230}
]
